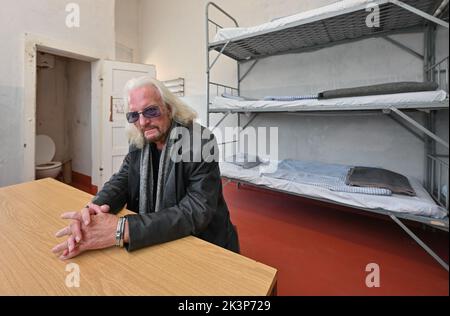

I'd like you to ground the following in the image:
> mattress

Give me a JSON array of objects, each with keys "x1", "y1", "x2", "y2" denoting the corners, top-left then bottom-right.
[
  {"x1": 219, "y1": 161, "x2": 448, "y2": 219},
  {"x1": 211, "y1": 90, "x2": 448, "y2": 112},
  {"x1": 212, "y1": 0, "x2": 383, "y2": 43}
]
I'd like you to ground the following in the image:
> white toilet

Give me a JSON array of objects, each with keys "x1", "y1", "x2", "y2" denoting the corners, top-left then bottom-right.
[{"x1": 35, "y1": 134, "x2": 62, "y2": 179}]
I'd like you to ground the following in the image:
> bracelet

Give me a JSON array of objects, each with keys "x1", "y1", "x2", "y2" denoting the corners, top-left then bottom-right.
[
  {"x1": 119, "y1": 217, "x2": 127, "y2": 248},
  {"x1": 115, "y1": 217, "x2": 127, "y2": 248},
  {"x1": 115, "y1": 217, "x2": 125, "y2": 247}
]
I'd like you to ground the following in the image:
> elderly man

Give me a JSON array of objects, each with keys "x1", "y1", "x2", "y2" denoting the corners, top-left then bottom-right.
[{"x1": 52, "y1": 77, "x2": 239, "y2": 259}]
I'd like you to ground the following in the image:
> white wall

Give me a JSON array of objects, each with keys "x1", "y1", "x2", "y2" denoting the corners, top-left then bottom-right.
[
  {"x1": 0, "y1": 0, "x2": 115, "y2": 186},
  {"x1": 139, "y1": 0, "x2": 449, "y2": 182},
  {"x1": 239, "y1": 34, "x2": 424, "y2": 97},
  {"x1": 115, "y1": 0, "x2": 141, "y2": 62}
]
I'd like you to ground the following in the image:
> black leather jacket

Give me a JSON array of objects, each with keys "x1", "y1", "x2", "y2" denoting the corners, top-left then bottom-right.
[{"x1": 92, "y1": 122, "x2": 239, "y2": 253}]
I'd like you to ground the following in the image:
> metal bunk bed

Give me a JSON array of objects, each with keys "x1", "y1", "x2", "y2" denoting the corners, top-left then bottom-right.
[{"x1": 205, "y1": 0, "x2": 449, "y2": 271}]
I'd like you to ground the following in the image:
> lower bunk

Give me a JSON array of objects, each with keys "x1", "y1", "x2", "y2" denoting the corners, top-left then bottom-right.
[{"x1": 219, "y1": 159, "x2": 449, "y2": 270}]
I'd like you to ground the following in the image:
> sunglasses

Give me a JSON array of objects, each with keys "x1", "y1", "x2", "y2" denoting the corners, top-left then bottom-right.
[{"x1": 126, "y1": 105, "x2": 161, "y2": 123}]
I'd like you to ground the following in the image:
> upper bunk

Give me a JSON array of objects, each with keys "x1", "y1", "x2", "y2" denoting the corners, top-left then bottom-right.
[{"x1": 207, "y1": 0, "x2": 450, "y2": 62}]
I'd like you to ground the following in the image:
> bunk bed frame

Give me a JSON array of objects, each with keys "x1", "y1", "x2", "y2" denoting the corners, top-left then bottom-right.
[{"x1": 205, "y1": 0, "x2": 450, "y2": 271}]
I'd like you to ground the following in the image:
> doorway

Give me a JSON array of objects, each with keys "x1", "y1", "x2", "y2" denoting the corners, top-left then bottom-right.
[
  {"x1": 23, "y1": 34, "x2": 102, "y2": 189},
  {"x1": 35, "y1": 51, "x2": 95, "y2": 193}
]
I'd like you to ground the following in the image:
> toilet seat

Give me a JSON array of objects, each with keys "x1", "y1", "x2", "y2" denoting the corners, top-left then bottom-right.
[
  {"x1": 36, "y1": 161, "x2": 62, "y2": 170},
  {"x1": 35, "y1": 135, "x2": 61, "y2": 169}
]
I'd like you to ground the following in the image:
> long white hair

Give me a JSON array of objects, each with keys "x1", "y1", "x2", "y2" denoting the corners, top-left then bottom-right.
[{"x1": 123, "y1": 76, "x2": 197, "y2": 149}]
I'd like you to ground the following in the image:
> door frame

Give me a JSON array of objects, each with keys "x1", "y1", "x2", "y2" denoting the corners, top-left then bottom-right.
[{"x1": 23, "y1": 33, "x2": 105, "y2": 187}]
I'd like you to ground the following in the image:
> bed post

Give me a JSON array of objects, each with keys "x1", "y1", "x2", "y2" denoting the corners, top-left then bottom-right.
[{"x1": 205, "y1": 3, "x2": 211, "y2": 128}]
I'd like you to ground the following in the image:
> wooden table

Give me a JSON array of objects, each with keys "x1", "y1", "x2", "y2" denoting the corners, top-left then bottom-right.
[{"x1": 0, "y1": 178, "x2": 277, "y2": 295}]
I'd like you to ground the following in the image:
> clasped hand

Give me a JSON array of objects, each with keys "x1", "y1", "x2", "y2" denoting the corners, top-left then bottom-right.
[{"x1": 52, "y1": 203, "x2": 118, "y2": 260}]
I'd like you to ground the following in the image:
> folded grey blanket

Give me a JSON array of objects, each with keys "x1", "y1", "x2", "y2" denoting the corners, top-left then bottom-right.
[
  {"x1": 318, "y1": 81, "x2": 438, "y2": 99},
  {"x1": 346, "y1": 167, "x2": 416, "y2": 196}
]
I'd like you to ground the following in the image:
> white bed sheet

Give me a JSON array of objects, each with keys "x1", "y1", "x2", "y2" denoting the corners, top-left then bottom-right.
[
  {"x1": 211, "y1": 90, "x2": 448, "y2": 112},
  {"x1": 212, "y1": 0, "x2": 378, "y2": 43},
  {"x1": 219, "y1": 161, "x2": 448, "y2": 219}
]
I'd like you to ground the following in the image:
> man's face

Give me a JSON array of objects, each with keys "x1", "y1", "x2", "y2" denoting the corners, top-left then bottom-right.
[{"x1": 128, "y1": 85, "x2": 172, "y2": 144}]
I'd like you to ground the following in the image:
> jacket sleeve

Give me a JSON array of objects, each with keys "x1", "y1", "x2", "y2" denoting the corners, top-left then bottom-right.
[
  {"x1": 91, "y1": 153, "x2": 131, "y2": 214},
  {"x1": 125, "y1": 159, "x2": 221, "y2": 251}
]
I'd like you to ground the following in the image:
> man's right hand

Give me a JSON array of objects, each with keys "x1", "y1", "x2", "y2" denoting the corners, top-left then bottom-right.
[{"x1": 55, "y1": 203, "x2": 110, "y2": 250}]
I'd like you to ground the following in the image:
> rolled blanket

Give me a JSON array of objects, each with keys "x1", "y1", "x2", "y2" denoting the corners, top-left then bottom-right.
[
  {"x1": 318, "y1": 81, "x2": 439, "y2": 99},
  {"x1": 263, "y1": 95, "x2": 318, "y2": 101}
]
